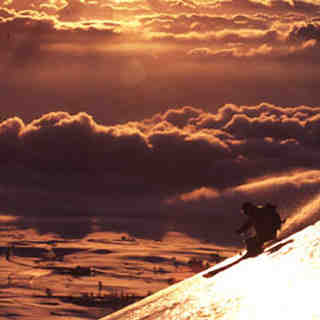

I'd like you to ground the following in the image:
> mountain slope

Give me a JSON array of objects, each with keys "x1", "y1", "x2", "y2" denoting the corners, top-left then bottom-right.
[{"x1": 100, "y1": 220, "x2": 320, "y2": 320}]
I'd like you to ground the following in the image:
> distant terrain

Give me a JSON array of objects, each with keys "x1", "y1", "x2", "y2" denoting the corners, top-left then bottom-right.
[{"x1": 0, "y1": 217, "x2": 237, "y2": 319}]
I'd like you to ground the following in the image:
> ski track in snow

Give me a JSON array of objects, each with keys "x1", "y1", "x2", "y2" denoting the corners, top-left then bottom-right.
[{"x1": 101, "y1": 220, "x2": 320, "y2": 320}]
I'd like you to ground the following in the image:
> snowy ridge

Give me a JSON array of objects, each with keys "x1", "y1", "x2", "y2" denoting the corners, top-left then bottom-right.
[{"x1": 100, "y1": 221, "x2": 320, "y2": 320}]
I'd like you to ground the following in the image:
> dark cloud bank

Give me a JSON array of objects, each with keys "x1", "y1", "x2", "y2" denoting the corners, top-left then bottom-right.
[
  {"x1": 2, "y1": 105, "x2": 320, "y2": 243},
  {"x1": 3, "y1": 104, "x2": 320, "y2": 193}
]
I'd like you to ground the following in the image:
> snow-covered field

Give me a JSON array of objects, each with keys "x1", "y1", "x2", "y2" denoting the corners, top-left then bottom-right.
[
  {"x1": 0, "y1": 218, "x2": 236, "y2": 319},
  {"x1": 101, "y1": 220, "x2": 320, "y2": 320}
]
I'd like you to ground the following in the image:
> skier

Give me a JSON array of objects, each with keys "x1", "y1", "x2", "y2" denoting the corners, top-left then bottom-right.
[
  {"x1": 203, "y1": 202, "x2": 283, "y2": 279},
  {"x1": 236, "y1": 202, "x2": 282, "y2": 256}
]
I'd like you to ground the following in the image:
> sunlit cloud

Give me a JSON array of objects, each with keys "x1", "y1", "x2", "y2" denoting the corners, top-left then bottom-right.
[
  {"x1": 0, "y1": 104, "x2": 320, "y2": 197},
  {"x1": 2, "y1": 1, "x2": 320, "y2": 199},
  {"x1": 2, "y1": 0, "x2": 320, "y2": 70}
]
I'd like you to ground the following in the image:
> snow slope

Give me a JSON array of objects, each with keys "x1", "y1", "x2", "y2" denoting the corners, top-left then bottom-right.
[{"x1": 100, "y1": 220, "x2": 320, "y2": 320}]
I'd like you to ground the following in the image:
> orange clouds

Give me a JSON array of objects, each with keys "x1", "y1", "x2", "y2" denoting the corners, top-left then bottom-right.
[
  {"x1": 2, "y1": 1, "x2": 320, "y2": 66},
  {"x1": 4, "y1": 0, "x2": 320, "y2": 20},
  {"x1": 1, "y1": 104, "x2": 320, "y2": 195},
  {"x1": 1, "y1": 2, "x2": 320, "y2": 177},
  {"x1": 288, "y1": 23, "x2": 320, "y2": 43},
  {"x1": 188, "y1": 43, "x2": 273, "y2": 58},
  {"x1": 0, "y1": 105, "x2": 320, "y2": 244},
  {"x1": 57, "y1": 0, "x2": 113, "y2": 21}
]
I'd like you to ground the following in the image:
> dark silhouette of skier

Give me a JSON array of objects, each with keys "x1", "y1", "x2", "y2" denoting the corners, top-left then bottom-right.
[
  {"x1": 203, "y1": 202, "x2": 283, "y2": 278},
  {"x1": 6, "y1": 246, "x2": 12, "y2": 261},
  {"x1": 236, "y1": 202, "x2": 282, "y2": 256}
]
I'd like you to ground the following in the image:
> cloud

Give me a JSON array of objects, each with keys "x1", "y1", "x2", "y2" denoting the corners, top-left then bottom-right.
[
  {"x1": 288, "y1": 22, "x2": 320, "y2": 43},
  {"x1": 188, "y1": 43, "x2": 273, "y2": 58},
  {"x1": 2, "y1": 1, "x2": 320, "y2": 70},
  {"x1": 204, "y1": 0, "x2": 320, "y2": 16},
  {"x1": 0, "y1": 117, "x2": 24, "y2": 164},
  {"x1": 152, "y1": 106, "x2": 203, "y2": 128},
  {"x1": 57, "y1": 0, "x2": 113, "y2": 21},
  {"x1": 2, "y1": 0, "x2": 67, "y2": 16},
  {"x1": 1, "y1": 104, "x2": 320, "y2": 195},
  {"x1": 18, "y1": 112, "x2": 150, "y2": 174},
  {"x1": 5, "y1": 0, "x2": 320, "y2": 20},
  {"x1": 140, "y1": 13, "x2": 271, "y2": 35},
  {"x1": 0, "y1": 105, "x2": 320, "y2": 243},
  {"x1": 0, "y1": 10, "x2": 123, "y2": 69},
  {"x1": 146, "y1": 0, "x2": 198, "y2": 13},
  {"x1": 145, "y1": 28, "x2": 282, "y2": 49},
  {"x1": 0, "y1": 7, "x2": 14, "y2": 18},
  {"x1": 142, "y1": 0, "x2": 320, "y2": 17}
]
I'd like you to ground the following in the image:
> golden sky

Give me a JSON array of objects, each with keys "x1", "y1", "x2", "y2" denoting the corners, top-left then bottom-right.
[{"x1": 1, "y1": 0, "x2": 320, "y2": 124}]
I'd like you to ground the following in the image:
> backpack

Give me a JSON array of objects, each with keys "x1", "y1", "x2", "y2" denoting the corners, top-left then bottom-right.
[{"x1": 263, "y1": 203, "x2": 282, "y2": 232}]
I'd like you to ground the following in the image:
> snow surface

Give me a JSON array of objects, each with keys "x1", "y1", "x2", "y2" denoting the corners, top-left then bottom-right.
[{"x1": 100, "y1": 220, "x2": 320, "y2": 320}]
